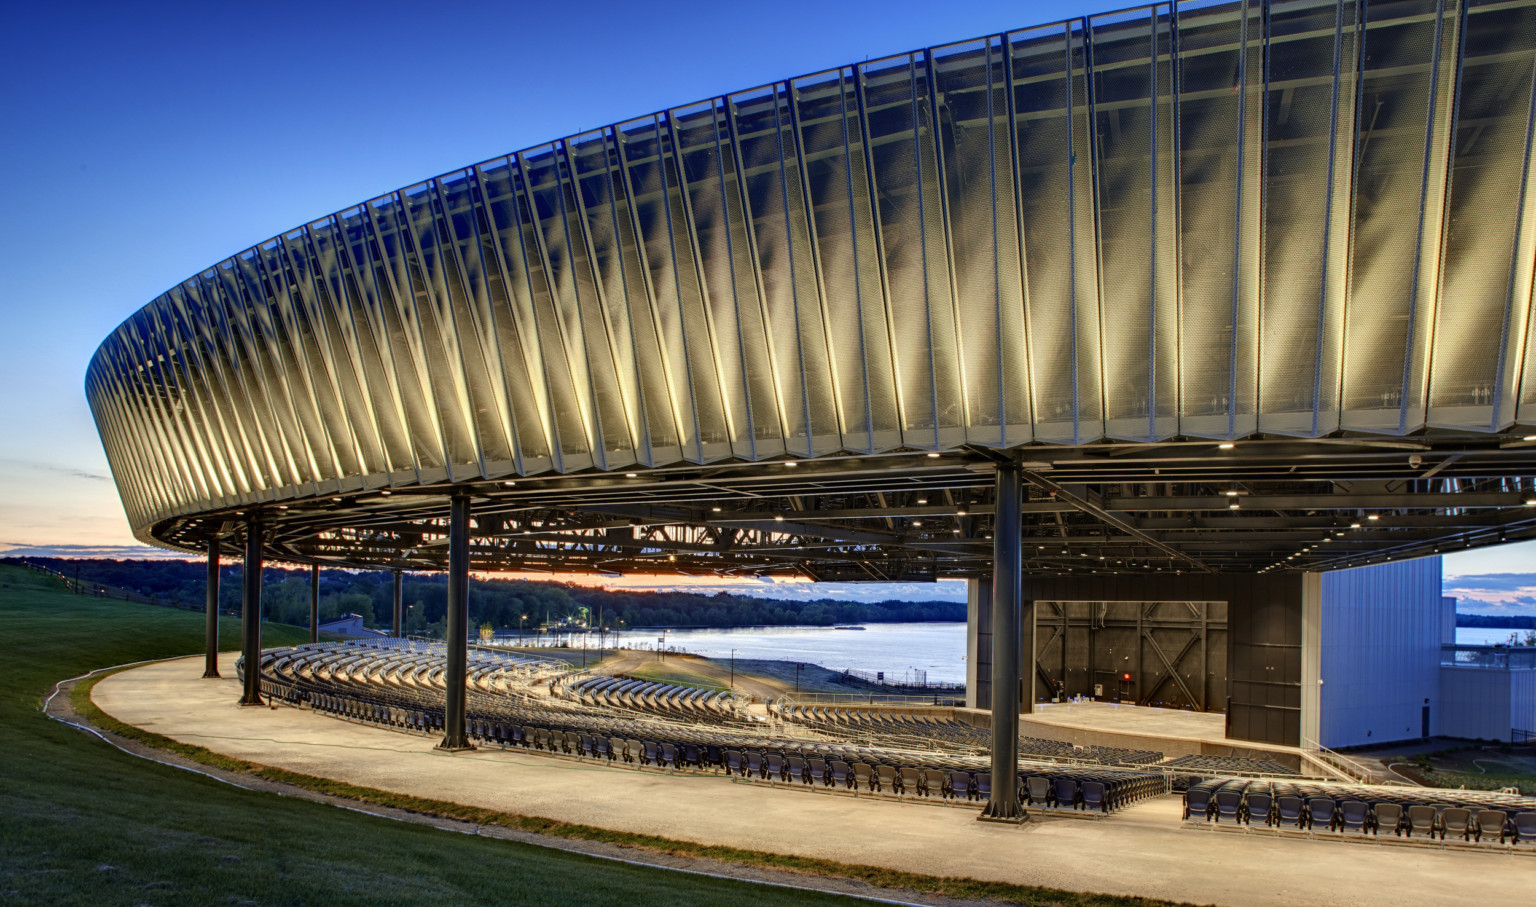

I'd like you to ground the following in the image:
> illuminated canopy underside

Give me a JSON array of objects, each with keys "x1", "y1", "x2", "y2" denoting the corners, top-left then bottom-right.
[{"x1": 87, "y1": 0, "x2": 1536, "y2": 577}]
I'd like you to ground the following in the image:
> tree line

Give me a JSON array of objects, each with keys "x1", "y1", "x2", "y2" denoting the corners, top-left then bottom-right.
[{"x1": 7, "y1": 557, "x2": 963, "y2": 635}]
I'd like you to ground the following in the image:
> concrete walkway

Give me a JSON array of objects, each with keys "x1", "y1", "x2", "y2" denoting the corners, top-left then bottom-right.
[{"x1": 95, "y1": 655, "x2": 1530, "y2": 907}]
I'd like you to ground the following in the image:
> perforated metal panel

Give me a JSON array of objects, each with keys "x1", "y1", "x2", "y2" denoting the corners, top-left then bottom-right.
[{"x1": 88, "y1": 0, "x2": 1536, "y2": 540}]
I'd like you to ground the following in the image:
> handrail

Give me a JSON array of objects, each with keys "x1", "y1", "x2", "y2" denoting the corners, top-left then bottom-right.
[{"x1": 1301, "y1": 736, "x2": 1414, "y2": 786}]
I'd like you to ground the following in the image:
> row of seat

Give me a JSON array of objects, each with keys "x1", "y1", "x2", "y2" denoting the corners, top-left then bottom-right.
[
  {"x1": 1164, "y1": 753, "x2": 1299, "y2": 778},
  {"x1": 1184, "y1": 778, "x2": 1536, "y2": 845},
  {"x1": 780, "y1": 704, "x2": 1162, "y2": 767},
  {"x1": 558, "y1": 674, "x2": 747, "y2": 726}
]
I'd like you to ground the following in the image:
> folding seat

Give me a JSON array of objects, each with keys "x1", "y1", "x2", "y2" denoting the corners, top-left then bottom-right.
[
  {"x1": 610, "y1": 736, "x2": 628, "y2": 762},
  {"x1": 948, "y1": 770, "x2": 973, "y2": 800},
  {"x1": 807, "y1": 756, "x2": 829, "y2": 786},
  {"x1": 1213, "y1": 787, "x2": 1245, "y2": 824},
  {"x1": 1474, "y1": 809, "x2": 1510, "y2": 844},
  {"x1": 566, "y1": 731, "x2": 582, "y2": 754},
  {"x1": 1372, "y1": 802, "x2": 1404, "y2": 836},
  {"x1": 1440, "y1": 807, "x2": 1473, "y2": 842},
  {"x1": 580, "y1": 734, "x2": 595, "y2": 758},
  {"x1": 725, "y1": 749, "x2": 744, "y2": 775},
  {"x1": 682, "y1": 744, "x2": 701, "y2": 769},
  {"x1": 765, "y1": 753, "x2": 785, "y2": 781},
  {"x1": 922, "y1": 768, "x2": 947, "y2": 799},
  {"x1": 705, "y1": 744, "x2": 723, "y2": 769},
  {"x1": 1052, "y1": 777, "x2": 1080, "y2": 811},
  {"x1": 1512, "y1": 811, "x2": 1536, "y2": 844},
  {"x1": 785, "y1": 756, "x2": 807, "y2": 785},
  {"x1": 520, "y1": 725, "x2": 536, "y2": 749},
  {"x1": 974, "y1": 772, "x2": 992, "y2": 802},
  {"x1": 628, "y1": 739, "x2": 646, "y2": 765},
  {"x1": 897, "y1": 766, "x2": 921, "y2": 796},
  {"x1": 1080, "y1": 780, "x2": 1108, "y2": 814},
  {"x1": 1025, "y1": 776, "x2": 1053, "y2": 808},
  {"x1": 660, "y1": 743, "x2": 679, "y2": 770},
  {"x1": 1405, "y1": 805, "x2": 1438, "y2": 839},
  {"x1": 831, "y1": 760, "x2": 853, "y2": 789},
  {"x1": 1274, "y1": 796, "x2": 1307, "y2": 829},
  {"x1": 595, "y1": 736, "x2": 611, "y2": 761},
  {"x1": 745, "y1": 751, "x2": 765, "y2": 779},
  {"x1": 1245, "y1": 788, "x2": 1274, "y2": 826},
  {"x1": 1338, "y1": 800, "x2": 1370, "y2": 834},
  {"x1": 853, "y1": 763, "x2": 877, "y2": 792},
  {"x1": 1307, "y1": 798, "x2": 1339, "y2": 832}
]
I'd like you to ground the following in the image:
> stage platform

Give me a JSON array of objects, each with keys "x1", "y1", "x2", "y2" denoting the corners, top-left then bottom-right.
[{"x1": 91, "y1": 654, "x2": 1525, "y2": 907}]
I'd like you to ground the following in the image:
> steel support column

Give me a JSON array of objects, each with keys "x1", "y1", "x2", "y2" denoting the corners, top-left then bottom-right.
[
  {"x1": 239, "y1": 519, "x2": 264, "y2": 706},
  {"x1": 437, "y1": 494, "x2": 473, "y2": 751},
  {"x1": 392, "y1": 570, "x2": 403, "y2": 637},
  {"x1": 203, "y1": 537, "x2": 220, "y2": 678},
  {"x1": 309, "y1": 563, "x2": 319, "y2": 643},
  {"x1": 981, "y1": 463, "x2": 1024, "y2": 821}
]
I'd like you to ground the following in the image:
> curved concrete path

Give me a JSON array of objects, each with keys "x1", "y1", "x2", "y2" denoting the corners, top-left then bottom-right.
[{"x1": 95, "y1": 654, "x2": 1528, "y2": 907}]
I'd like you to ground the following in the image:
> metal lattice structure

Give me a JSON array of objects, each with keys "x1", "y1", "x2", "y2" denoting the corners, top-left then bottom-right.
[{"x1": 88, "y1": 0, "x2": 1536, "y2": 577}]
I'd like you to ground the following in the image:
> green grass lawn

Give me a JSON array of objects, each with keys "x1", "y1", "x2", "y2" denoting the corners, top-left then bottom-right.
[{"x1": 0, "y1": 565, "x2": 854, "y2": 906}]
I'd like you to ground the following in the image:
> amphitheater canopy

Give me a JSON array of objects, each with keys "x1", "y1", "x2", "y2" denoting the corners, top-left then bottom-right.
[{"x1": 88, "y1": 0, "x2": 1536, "y2": 577}]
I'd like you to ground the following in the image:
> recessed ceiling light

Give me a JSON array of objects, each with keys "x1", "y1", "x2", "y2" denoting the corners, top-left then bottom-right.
[
  {"x1": 1351, "y1": 522, "x2": 1361, "y2": 529},
  {"x1": 625, "y1": 472, "x2": 638, "y2": 478},
  {"x1": 1225, "y1": 490, "x2": 1239, "y2": 496},
  {"x1": 912, "y1": 520, "x2": 923, "y2": 526},
  {"x1": 1229, "y1": 503, "x2": 1240, "y2": 510},
  {"x1": 774, "y1": 515, "x2": 785, "y2": 522},
  {"x1": 784, "y1": 460, "x2": 798, "y2": 467},
  {"x1": 1367, "y1": 514, "x2": 1379, "y2": 521},
  {"x1": 1218, "y1": 442, "x2": 1235, "y2": 450},
  {"x1": 956, "y1": 509, "x2": 967, "y2": 516},
  {"x1": 926, "y1": 452, "x2": 940, "y2": 458},
  {"x1": 711, "y1": 506, "x2": 722, "y2": 512}
]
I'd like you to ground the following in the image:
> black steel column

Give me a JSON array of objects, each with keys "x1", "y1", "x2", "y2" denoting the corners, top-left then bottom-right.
[
  {"x1": 981, "y1": 462, "x2": 1024, "y2": 820},
  {"x1": 438, "y1": 494, "x2": 473, "y2": 751},
  {"x1": 239, "y1": 519, "x2": 265, "y2": 706},
  {"x1": 203, "y1": 537, "x2": 220, "y2": 678},
  {"x1": 392, "y1": 570, "x2": 403, "y2": 637},
  {"x1": 309, "y1": 564, "x2": 319, "y2": 643}
]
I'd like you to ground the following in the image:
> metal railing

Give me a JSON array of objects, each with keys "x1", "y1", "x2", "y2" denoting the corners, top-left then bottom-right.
[
  {"x1": 779, "y1": 691, "x2": 965, "y2": 707},
  {"x1": 1301, "y1": 736, "x2": 1413, "y2": 786},
  {"x1": 1440, "y1": 645, "x2": 1536, "y2": 670}
]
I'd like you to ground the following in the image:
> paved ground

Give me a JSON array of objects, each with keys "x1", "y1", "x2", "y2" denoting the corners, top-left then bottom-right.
[
  {"x1": 1028, "y1": 700, "x2": 1229, "y2": 743},
  {"x1": 95, "y1": 655, "x2": 1534, "y2": 907}
]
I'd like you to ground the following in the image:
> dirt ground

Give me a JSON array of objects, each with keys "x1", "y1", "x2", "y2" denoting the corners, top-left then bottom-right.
[{"x1": 1341, "y1": 737, "x2": 1536, "y2": 791}]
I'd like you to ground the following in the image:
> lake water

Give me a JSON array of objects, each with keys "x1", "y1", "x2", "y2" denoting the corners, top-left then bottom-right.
[
  {"x1": 609, "y1": 622, "x2": 968, "y2": 685},
  {"x1": 1457, "y1": 627, "x2": 1535, "y2": 645},
  {"x1": 548, "y1": 622, "x2": 1521, "y2": 686}
]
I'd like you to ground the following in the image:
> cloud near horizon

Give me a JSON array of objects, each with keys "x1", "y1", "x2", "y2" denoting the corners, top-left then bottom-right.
[{"x1": 1441, "y1": 573, "x2": 1536, "y2": 616}]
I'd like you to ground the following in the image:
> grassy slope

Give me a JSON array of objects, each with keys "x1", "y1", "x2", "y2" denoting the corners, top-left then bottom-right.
[{"x1": 0, "y1": 566, "x2": 850, "y2": 906}]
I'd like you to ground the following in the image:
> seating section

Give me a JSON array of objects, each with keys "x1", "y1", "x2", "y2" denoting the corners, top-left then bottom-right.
[
  {"x1": 557, "y1": 674, "x2": 748, "y2": 726},
  {"x1": 248, "y1": 642, "x2": 1164, "y2": 814},
  {"x1": 779, "y1": 704, "x2": 1161, "y2": 767},
  {"x1": 1182, "y1": 777, "x2": 1536, "y2": 846},
  {"x1": 1163, "y1": 754, "x2": 1301, "y2": 778}
]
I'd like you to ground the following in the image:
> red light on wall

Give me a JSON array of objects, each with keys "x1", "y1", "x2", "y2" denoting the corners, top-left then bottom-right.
[{"x1": 1122, "y1": 673, "x2": 1132, "y2": 681}]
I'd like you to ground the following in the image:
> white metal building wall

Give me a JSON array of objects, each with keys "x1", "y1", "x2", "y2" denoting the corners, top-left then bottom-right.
[
  {"x1": 1318, "y1": 557, "x2": 1442, "y2": 748},
  {"x1": 1439, "y1": 666, "x2": 1515, "y2": 740}
]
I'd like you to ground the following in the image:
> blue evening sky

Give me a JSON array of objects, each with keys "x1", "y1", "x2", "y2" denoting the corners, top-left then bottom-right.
[{"x1": 1, "y1": 0, "x2": 1532, "y2": 610}]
